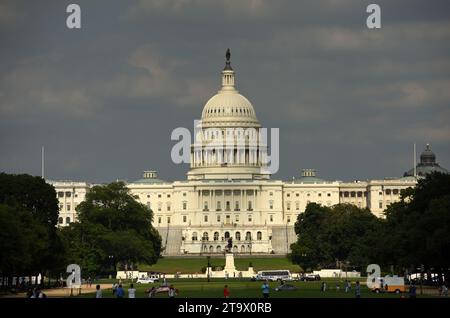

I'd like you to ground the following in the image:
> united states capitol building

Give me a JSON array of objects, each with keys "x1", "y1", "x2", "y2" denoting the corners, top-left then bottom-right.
[{"x1": 49, "y1": 52, "x2": 448, "y2": 256}]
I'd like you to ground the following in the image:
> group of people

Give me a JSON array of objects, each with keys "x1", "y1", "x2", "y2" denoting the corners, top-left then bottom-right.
[
  {"x1": 26, "y1": 287, "x2": 47, "y2": 298},
  {"x1": 110, "y1": 283, "x2": 136, "y2": 298},
  {"x1": 104, "y1": 282, "x2": 178, "y2": 298},
  {"x1": 321, "y1": 281, "x2": 361, "y2": 297}
]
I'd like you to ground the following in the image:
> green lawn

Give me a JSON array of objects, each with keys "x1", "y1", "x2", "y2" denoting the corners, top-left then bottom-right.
[
  {"x1": 80, "y1": 278, "x2": 422, "y2": 298},
  {"x1": 138, "y1": 257, "x2": 301, "y2": 274}
]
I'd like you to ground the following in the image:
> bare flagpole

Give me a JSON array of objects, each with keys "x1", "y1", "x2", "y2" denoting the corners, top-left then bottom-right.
[
  {"x1": 414, "y1": 143, "x2": 416, "y2": 177},
  {"x1": 42, "y1": 146, "x2": 45, "y2": 179}
]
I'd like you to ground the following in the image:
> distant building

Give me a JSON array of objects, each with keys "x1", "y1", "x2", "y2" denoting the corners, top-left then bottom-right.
[{"x1": 404, "y1": 144, "x2": 448, "y2": 177}]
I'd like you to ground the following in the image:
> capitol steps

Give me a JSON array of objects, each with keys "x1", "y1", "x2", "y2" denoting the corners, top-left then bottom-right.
[
  {"x1": 157, "y1": 227, "x2": 183, "y2": 255},
  {"x1": 270, "y1": 226, "x2": 297, "y2": 254}
]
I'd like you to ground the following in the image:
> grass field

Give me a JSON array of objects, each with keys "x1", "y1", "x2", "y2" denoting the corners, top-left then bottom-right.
[
  {"x1": 138, "y1": 257, "x2": 301, "y2": 273},
  {"x1": 79, "y1": 278, "x2": 424, "y2": 298}
]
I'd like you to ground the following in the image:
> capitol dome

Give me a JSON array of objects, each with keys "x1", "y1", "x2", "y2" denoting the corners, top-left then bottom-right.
[{"x1": 200, "y1": 49, "x2": 260, "y2": 128}]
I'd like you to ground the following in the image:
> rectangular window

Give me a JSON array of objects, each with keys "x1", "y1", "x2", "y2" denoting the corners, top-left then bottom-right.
[
  {"x1": 204, "y1": 215, "x2": 208, "y2": 222},
  {"x1": 217, "y1": 215, "x2": 221, "y2": 222},
  {"x1": 167, "y1": 194, "x2": 171, "y2": 198},
  {"x1": 183, "y1": 202, "x2": 187, "y2": 210},
  {"x1": 167, "y1": 204, "x2": 171, "y2": 211},
  {"x1": 183, "y1": 215, "x2": 187, "y2": 223},
  {"x1": 59, "y1": 204, "x2": 63, "y2": 210},
  {"x1": 248, "y1": 214, "x2": 252, "y2": 222},
  {"x1": 287, "y1": 216, "x2": 291, "y2": 223},
  {"x1": 204, "y1": 201, "x2": 209, "y2": 211},
  {"x1": 158, "y1": 217, "x2": 161, "y2": 224},
  {"x1": 286, "y1": 202, "x2": 291, "y2": 210},
  {"x1": 67, "y1": 204, "x2": 71, "y2": 211},
  {"x1": 216, "y1": 201, "x2": 221, "y2": 211},
  {"x1": 235, "y1": 215, "x2": 239, "y2": 222},
  {"x1": 296, "y1": 202, "x2": 300, "y2": 210},
  {"x1": 270, "y1": 215, "x2": 273, "y2": 222},
  {"x1": 269, "y1": 201, "x2": 273, "y2": 210},
  {"x1": 379, "y1": 201, "x2": 383, "y2": 209},
  {"x1": 147, "y1": 202, "x2": 151, "y2": 208},
  {"x1": 235, "y1": 201, "x2": 239, "y2": 211},
  {"x1": 248, "y1": 201, "x2": 252, "y2": 211},
  {"x1": 167, "y1": 217, "x2": 170, "y2": 224}
]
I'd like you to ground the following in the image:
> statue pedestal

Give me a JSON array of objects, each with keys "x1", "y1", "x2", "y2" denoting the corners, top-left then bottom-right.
[{"x1": 224, "y1": 253, "x2": 236, "y2": 273}]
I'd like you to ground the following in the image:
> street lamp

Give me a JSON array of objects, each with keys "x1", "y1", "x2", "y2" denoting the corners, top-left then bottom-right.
[
  {"x1": 108, "y1": 255, "x2": 114, "y2": 279},
  {"x1": 207, "y1": 256, "x2": 211, "y2": 283}
]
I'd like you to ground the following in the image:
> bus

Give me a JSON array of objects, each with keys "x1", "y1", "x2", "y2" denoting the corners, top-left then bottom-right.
[{"x1": 255, "y1": 270, "x2": 292, "y2": 282}]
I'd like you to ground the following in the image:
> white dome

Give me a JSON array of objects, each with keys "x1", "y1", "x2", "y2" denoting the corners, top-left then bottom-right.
[{"x1": 201, "y1": 90, "x2": 260, "y2": 127}]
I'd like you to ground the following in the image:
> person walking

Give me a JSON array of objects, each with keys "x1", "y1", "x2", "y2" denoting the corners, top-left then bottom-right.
[
  {"x1": 355, "y1": 281, "x2": 361, "y2": 298},
  {"x1": 147, "y1": 286, "x2": 156, "y2": 298},
  {"x1": 116, "y1": 284, "x2": 125, "y2": 298},
  {"x1": 168, "y1": 284, "x2": 177, "y2": 298},
  {"x1": 408, "y1": 284, "x2": 416, "y2": 298},
  {"x1": 261, "y1": 280, "x2": 270, "y2": 298},
  {"x1": 128, "y1": 283, "x2": 136, "y2": 298},
  {"x1": 112, "y1": 283, "x2": 118, "y2": 296},
  {"x1": 95, "y1": 285, "x2": 102, "y2": 298},
  {"x1": 223, "y1": 285, "x2": 230, "y2": 298},
  {"x1": 345, "y1": 280, "x2": 351, "y2": 293}
]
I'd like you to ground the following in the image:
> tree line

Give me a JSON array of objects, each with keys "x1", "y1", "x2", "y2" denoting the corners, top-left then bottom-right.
[
  {"x1": 290, "y1": 172, "x2": 450, "y2": 284},
  {"x1": 0, "y1": 173, "x2": 161, "y2": 287}
]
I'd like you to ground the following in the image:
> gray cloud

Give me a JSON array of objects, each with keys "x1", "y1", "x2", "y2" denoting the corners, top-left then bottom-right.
[{"x1": 0, "y1": 0, "x2": 449, "y2": 183}]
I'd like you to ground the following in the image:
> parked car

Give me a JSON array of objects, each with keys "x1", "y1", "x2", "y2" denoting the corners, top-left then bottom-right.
[
  {"x1": 275, "y1": 284, "x2": 298, "y2": 291},
  {"x1": 136, "y1": 277, "x2": 158, "y2": 284},
  {"x1": 302, "y1": 274, "x2": 321, "y2": 281}
]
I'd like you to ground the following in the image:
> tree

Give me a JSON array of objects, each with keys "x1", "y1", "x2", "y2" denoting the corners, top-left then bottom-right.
[
  {"x1": 382, "y1": 172, "x2": 450, "y2": 283},
  {"x1": 60, "y1": 182, "x2": 162, "y2": 277},
  {"x1": 0, "y1": 173, "x2": 64, "y2": 282},
  {"x1": 290, "y1": 203, "x2": 382, "y2": 271}
]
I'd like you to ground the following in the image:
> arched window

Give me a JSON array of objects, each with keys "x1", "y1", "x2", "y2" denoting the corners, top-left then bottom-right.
[
  {"x1": 214, "y1": 232, "x2": 219, "y2": 241},
  {"x1": 58, "y1": 217, "x2": 63, "y2": 224},
  {"x1": 247, "y1": 245, "x2": 251, "y2": 253},
  {"x1": 209, "y1": 246, "x2": 213, "y2": 252},
  {"x1": 66, "y1": 217, "x2": 71, "y2": 224},
  {"x1": 216, "y1": 246, "x2": 221, "y2": 253},
  {"x1": 235, "y1": 231, "x2": 241, "y2": 241},
  {"x1": 202, "y1": 232, "x2": 209, "y2": 241},
  {"x1": 192, "y1": 232, "x2": 198, "y2": 241},
  {"x1": 257, "y1": 231, "x2": 262, "y2": 240},
  {"x1": 224, "y1": 231, "x2": 230, "y2": 239},
  {"x1": 241, "y1": 245, "x2": 245, "y2": 253},
  {"x1": 245, "y1": 231, "x2": 251, "y2": 241},
  {"x1": 233, "y1": 245, "x2": 238, "y2": 253}
]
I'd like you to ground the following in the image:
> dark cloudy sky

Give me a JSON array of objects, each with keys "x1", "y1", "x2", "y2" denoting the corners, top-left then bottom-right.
[{"x1": 1, "y1": 0, "x2": 449, "y2": 183}]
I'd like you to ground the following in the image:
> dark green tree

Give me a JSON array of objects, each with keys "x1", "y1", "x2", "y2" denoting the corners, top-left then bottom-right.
[
  {"x1": 0, "y1": 173, "x2": 64, "y2": 282},
  {"x1": 382, "y1": 172, "x2": 450, "y2": 282},
  {"x1": 60, "y1": 182, "x2": 162, "y2": 277},
  {"x1": 290, "y1": 203, "x2": 382, "y2": 271}
]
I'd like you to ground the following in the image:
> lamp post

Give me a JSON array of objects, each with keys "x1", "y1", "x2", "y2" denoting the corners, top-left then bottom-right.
[
  {"x1": 108, "y1": 255, "x2": 114, "y2": 279},
  {"x1": 207, "y1": 256, "x2": 211, "y2": 283}
]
